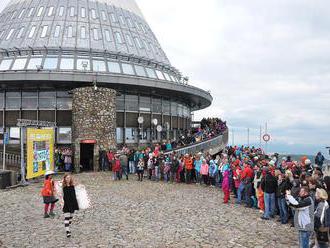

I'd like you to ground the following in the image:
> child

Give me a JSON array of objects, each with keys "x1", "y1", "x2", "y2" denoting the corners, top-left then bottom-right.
[
  {"x1": 112, "y1": 155, "x2": 121, "y2": 180},
  {"x1": 137, "y1": 158, "x2": 145, "y2": 181},
  {"x1": 200, "y1": 159, "x2": 209, "y2": 185},
  {"x1": 41, "y1": 170, "x2": 58, "y2": 218},
  {"x1": 62, "y1": 174, "x2": 79, "y2": 238}
]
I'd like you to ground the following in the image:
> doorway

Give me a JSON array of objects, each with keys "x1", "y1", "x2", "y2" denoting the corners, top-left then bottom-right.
[{"x1": 80, "y1": 143, "x2": 94, "y2": 171}]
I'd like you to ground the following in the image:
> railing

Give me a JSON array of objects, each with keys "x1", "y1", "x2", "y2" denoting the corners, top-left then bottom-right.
[
  {"x1": 165, "y1": 130, "x2": 229, "y2": 156},
  {"x1": 0, "y1": 152, "x2": 21, "y2": 169}
]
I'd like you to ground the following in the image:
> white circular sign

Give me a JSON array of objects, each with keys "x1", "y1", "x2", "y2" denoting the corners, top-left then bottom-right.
[
  {"x1": 152, "y1": 119, "x2": 158, "y2": 126},
  {"x1": 263, "y1": 134, "x2": 271, "y2": 142},
  {"x1": 156, "y1": 125, "x2": 162, "y2": 132},
  {"x1": 137, "y1": 116, "x2": 144, "y2": 124}
]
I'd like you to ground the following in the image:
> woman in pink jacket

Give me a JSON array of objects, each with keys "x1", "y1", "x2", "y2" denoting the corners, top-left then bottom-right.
[
  {"x1": 200, "y1": 159, "x2": 209, "y2": 185},
  {"x1": 222, "y1": 164, "x2": 230, "y2": 203}
]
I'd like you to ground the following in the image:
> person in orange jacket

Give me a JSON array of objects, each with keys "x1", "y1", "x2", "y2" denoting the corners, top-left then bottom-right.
[
  {"x1": 41, "y1": 170, "x2": 58, "y2": 218},
  {"x1": 184, "y1": 154, "x2": 193, "y2": 184}
]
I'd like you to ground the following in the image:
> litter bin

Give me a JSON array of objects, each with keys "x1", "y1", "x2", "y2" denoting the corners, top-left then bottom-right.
[
  {"x1": 9, "y1": 171, "x2": 18, "y2": 186},
  {"x1": 0, "y1": 170, "x2": 11, "y2": 189}
]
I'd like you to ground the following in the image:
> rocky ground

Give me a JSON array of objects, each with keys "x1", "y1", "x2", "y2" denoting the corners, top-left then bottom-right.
[{"x1": 0, "y1": 172, "x2": 298, "y2": 248}]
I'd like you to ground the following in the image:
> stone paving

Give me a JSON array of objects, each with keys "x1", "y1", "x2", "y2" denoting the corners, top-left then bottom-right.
[{"x1": 0, "y1": 173, "x2": 298, "y2": 248}]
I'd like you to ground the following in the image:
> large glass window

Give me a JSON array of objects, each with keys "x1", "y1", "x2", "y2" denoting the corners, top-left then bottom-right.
[
  {"x1": 28, "y1": 8, "x2": 35, "y2": 17},
  {"x1": 91, "y1": 9, "x2": 96, "y2": 19},
  {"x1": 92, "y1": 60, "x2": 106, "y2": 72},
  {"x1": 0, "y1": 59, "x2": 13, "y2": 70},
  {"x1": 22, "y1": 92, "x2": 37, "y2": 109},
  {"x1": 69, "y1": 7, "x2": 75, "y2": 17},
  {"x1": 139, "y1": 96, "x2": 151, "y2": 112},
  {"x1": 6, "y1": 92, "x2": 21, "y2": 109},
  {"x1": 12, "y1": 58, "x2": 27, "y2": 70},
  {"x1": 125, "y1": 95, "x2": 138, "y2": 111},
  {"x1": 116, "y1": 94, "x2": 124, "y2": 110},
  {"x1": 43, "y1": 57, "x2": 58, "y2": 70},
  {"x1": 116, "y1": 128, "x2": 123, "y2": 143},
  {"x1": 59, "y1": 6, "x2": 64, "y2": 17},
  {"x1": 134, "y1": 65, "x2": 146, "y2": 77},
  {"x1": 108, "y1": 61, "x2": 121, "y2": 73},
  {"x1": 39, "y1": 91, "x2": 56, "y2": 109},
  {"x1": 114, "y1": 32, "x2": 123, "y2": 44},
  {"x1": 27, "y1": 57, "x2": 42, "y2": 70},
  {"x1": 54, "y1": 25, "x2": 61, "y2": 38},
  {"x1": 48, "y1": 6, "x2": 54, "y2": 16},
  {"x1": 28, "y1": 26, "x2": 36, "y2": 38},
  {"x1": 0, "y1": 92, "x2": 4, "y2": 108},
  {"x1": 122, "y1": 63, "x2": 134, "y2": 75},
  {"x1": 163, "y1": 100, "x2": 170, "y2": 114},
  {"x1": 163, "y1": 72, "x2": 171, "y2": 81},
  {"x1": 57, "y1": 92, "x2": 72, "y2": 110},
  {"x1": 105, "y1": 30, "x2": 111, "y2": 42},
  {"x1": 37, "y1": 7, "x2": 44, "y2": 17},
  {"x1": 126, "y1": 34, "x2": 133, "y2": 46},
  {"x1": 57, "y1": 127, "x2": 72, "y2": 144},
  {"x1": 125, "y1": 128, "x2": 136, "y2": 141},
  {"x1": 127, "y1": 18, "x2": 133, "y2": 27},
  {"x1": 67, "y1": 26, "x2": 73, "y2": 37},
  {"x1": 60, "y1": 58, "x2": 74, "y2": 70},
  {"x1": 77, "y1": 58, "x2": 91, "y2": 71},
  {"x1": 146, "y1": 68, "x2": 157, "y2": 79},
  {"x1": 80, "y1": 26, "x2": 86, "y2": 39},
  {"x1": 11, "y1": 11, "x2": 17, "y2": 19},
  {"x1": 171, "y1": 102, "x2": 178, "y2": 115},
  {"x1": 10, "y1": 127, "x2": 20, "y2": 139},
  {"x1": 40, "y1": 26, "x2": 48, "y2": 38},
  {"x1": 119, "y1": 15, "x2": 125, "y2": 25},
  {"x1": 152, "y1": 98, "x2": 162, "y2": 113},
  {"x1": 81, "y1": 8, "x2": 86, "y2": 18},
  {"x1": 101, "y1": 11, "x2": 107, "y2": 21},
  {"x1": 92, "y1": 28, "x2": 98, "y2": 40},
  {"x1": 134, "y1": 37, "x2": 143, "y2": 49},
  {"x1": 6, "y1": 29, "x2": 14, "y2": 40},
  {"x1": 156, "y1": 70, "x2": 165, "y2": 80},
  {"x1": 110, "y1": 13, "x2": 117, "y2": 22}
]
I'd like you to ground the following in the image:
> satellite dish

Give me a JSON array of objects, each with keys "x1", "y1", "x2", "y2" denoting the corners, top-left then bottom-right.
[{"x1": 137, "y1": 116, "x2": 144, "y2": 124}]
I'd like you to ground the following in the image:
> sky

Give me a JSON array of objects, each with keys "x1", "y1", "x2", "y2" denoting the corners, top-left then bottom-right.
[{"x1": 0, "y1": 0, "x2": 329, "y2": 157}]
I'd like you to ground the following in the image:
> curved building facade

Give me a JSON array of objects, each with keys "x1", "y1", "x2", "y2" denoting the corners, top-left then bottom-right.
[{"x1": 0, "y1": 0, "x2": 212, "y2": 170}]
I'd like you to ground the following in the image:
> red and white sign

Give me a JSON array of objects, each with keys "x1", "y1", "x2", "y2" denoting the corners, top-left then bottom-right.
[
  {"x1": 263, "y1": 134, "x2": 271, "y2": 142},
  {"x1": 81, "y1": 139, "x2": 97, "y2": 144}
]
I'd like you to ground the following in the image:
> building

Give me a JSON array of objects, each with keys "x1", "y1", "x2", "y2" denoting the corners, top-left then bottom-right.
[{"x1": 0, "y1": 0, "x2": 212, "y2": 171}]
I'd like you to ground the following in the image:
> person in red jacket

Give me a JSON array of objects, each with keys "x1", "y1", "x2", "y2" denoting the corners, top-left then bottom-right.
[
  {"x1": 112, "y1": 155, "x2": 121, "y2": 180},
  {"x1": 41, "y1": 170, "x2": 58, "y2": 218}
]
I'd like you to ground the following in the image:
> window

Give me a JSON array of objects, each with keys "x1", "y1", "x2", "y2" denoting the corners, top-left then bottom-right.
[
  {"x1": 134, "y1": 37, "x2": 143, "y2": 49},
  {"x1": 77, "y1": 58, "x2": 90, "y2": 71},
  {"x1": 18, "y1": 9, "x2": 26, "y2": 19},
  {"x1": 116, "y1": 128, "x2": 123, "y2": 143},
  {"x1": 43, "y1": 57, "x2": 58, "y2": 70},
  {"x1": 122, "y1": 63, "x2": 134, "y2": 75},
  {"x1": 110, "y1": 13, "x2": 117, "y2": 22},
  {"x1": 93, "y1": 60, "x2": 106, "y2": 72},
  {"x1": 59, "y1": 6, "x2": 64, "y2": 17},
  {"x1": 156, "y1": 70, "x2": 165, "y2": 80},
  {"x1": 152, "y1": 98, "x2": 162, "y2": 113},
  {"x1": 140, "y1": 96, "x2": 151, "y2": 112},
  {"x1": 10, "y1": 127, "x2": 20, "y2": 139},
  {"x1": 28, "y1": 8, "x2": 34, "y2": 17},
  {"x1": 108, "y1": 61, "x2": 121, "y2": 73},
  {"x1": 125, "y1": 95, "x2": 138, "y2": 111},
  {"x1": 12, "y1": 58, "x2": 27, "y2": 70},
  {"x1": 17, "y1": 27, "x2": 25, "y2": 39},
  {"x1": 11, "y1": 11, "x2": 17, "y2": 19},
  {"x1": 0, "y1": 92, "x2": 4, "y2": 108},
  {"x1": 169, "y1": 75, "x2": 175, "y2": 82},
  {"x1": 127, "y1": 18, "x2": 133, "y2": 27},
  {"x1": 146, "y1": 68, "x2": 157, "y2": 79},
  {"x1": 54, "y1": 25, "x2": 61, "y2": 38},
  {"x1": 0, "y1": 59, "x2": 13, "y2": 70},
  {"x1": 28, "y1": 26, "x2": 36, "y2": 38},
  {"x1": 116, "y1": 94, "x2": 124, "y2": 110},
  {"x1": 91, "y1": 9, "x2": 96, "y2": 19},
  {"x1": 163, "y1": 72, "x2": 171, "y2": 81},
  {"x1": 6, "y1": 29, "x2": 14, "y2": 40},
  {"x1": 119, "y1": 15, "x2": 125, "y2": 25},
  {"x1": 125, "y1": 34, "x2": 133, "y2": 46},
  {"x1": 0, "y1": 31, "x2": 4, "y2": 40},
  {"x1": 40, "y1": 26, "x2": 48, "y2": 38},
  {"x1": 57, "y1": 127, "x2": 72, "y2": 144},
  {"x1": 80, "y1": 26, "x2": 86, "y2": 39},
  {"x1": 92, "y1": 28, "x2": 98, "y2": 40},
  {"x1": 81, "y1": 7, "x2": 86, "y2": 18},
  {"x1": 56, "y1": 93, "x2": 72, "y2": 110},
  {"x1": 48, "y1": 6, "x2": 54, "y2": 16},
  {"x1": 60, "y1": 58, "x2": 74, "y2": 70},
  {"x1": 101, "y1": 11, "x2": 106, "y2": 21},
  {"x1": 37, "y1": 7, "x2": 44, "y2": 17},
  {"x1": 22, "y1": 92, "x2": 37, "y2": 109},
  {"x1": 27, "y1": 57, "x2": 42, "y2": 70},
  {"x1": 171, "y1": 102, "x2": 178, "y2": 115},
  {"x1": 140, "y1": 24, "x2": 146, "y2": 33},
  {"x1": 6, "y1": 92, "x2": 21, "y2": 109},
  {"x1": 67, "y1": 26, "x2": 73, "y2": 37},
  {"x1": 134, "y1": 65, "x2": 146, "y2": 77},
  {"x1": 69, "y1": 7, "x2": 75, "y2": 17},
  {"x1": 39, "y1": 91, "x2": 56, "y2": 109},
  {"x1": 163, "y1": 100, "x2": 170, "y2": 114},
  {"x1": 105, "y1": 30, "x2": 111, "y2": 42},
  {"x1": 114, "y1": 32, "x2": 123, "y2": 44}
]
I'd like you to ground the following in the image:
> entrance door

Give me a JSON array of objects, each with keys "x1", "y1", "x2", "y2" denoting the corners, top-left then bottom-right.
[{"x1": 80, "y1": 143, "x2": 94, "y2": 171}]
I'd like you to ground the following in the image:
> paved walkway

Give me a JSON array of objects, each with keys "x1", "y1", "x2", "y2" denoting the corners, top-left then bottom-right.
[{"x1": 0, "y1": 173, "x2": 298, "y2": 248}]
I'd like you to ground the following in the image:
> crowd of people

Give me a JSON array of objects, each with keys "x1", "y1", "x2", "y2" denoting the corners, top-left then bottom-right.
[{"x1": 106, "y1": 145, "x2": 329, "y2": 248}]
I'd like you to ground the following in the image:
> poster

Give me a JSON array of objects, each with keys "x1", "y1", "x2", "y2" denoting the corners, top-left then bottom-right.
[{"x1": 27, "y1": 128, "x2": 55, "y2": 179}]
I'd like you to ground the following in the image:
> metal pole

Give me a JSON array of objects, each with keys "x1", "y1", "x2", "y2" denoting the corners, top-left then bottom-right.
[
  {"x1": 3, "y1": 132, "x2": 6, "y2": 170},
  {"x1": 247, "y1": 128, "x2": 250, "y2": 146},
  {"x1": 20, "y1": 127, "x2": 26, "y2": 184}
]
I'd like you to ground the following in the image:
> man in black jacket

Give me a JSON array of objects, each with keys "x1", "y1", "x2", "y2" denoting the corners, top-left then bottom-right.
[{"x1": 261, "y1": 168, "x2": 277, "y2": 220}]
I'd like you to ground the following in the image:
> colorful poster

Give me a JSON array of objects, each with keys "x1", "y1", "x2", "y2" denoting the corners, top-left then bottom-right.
[{"x1": 27, "y1": 128, "x2": 55, "y2": 179}]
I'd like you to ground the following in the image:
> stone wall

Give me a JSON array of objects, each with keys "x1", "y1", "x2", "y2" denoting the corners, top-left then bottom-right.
[{"x1": 72, "y1": 87, "x2": 117, "y2": 171}]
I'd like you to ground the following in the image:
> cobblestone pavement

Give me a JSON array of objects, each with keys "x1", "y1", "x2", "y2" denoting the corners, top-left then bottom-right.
[{"x1": 0, "y1": 173, "x2": 298, "y2": 248}]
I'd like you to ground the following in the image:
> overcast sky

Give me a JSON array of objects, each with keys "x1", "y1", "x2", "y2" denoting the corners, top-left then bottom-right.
[{"x1": 0, "y1": 0, "x2": 329, "y2": 156}]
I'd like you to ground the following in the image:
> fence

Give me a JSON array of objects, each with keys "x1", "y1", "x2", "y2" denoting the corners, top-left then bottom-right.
[{"x1": 0, "y1": 152, "x2": 21, "y2": 170}]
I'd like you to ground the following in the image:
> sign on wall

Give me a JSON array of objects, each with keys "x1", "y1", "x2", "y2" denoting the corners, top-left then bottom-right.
[{"x1": 26, "y1": 128, "x2": 55, "y2": 179}]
